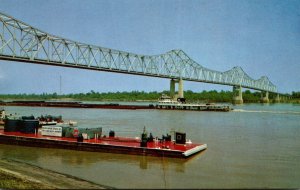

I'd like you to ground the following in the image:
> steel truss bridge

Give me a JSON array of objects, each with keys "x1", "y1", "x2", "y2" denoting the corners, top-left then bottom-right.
[{"x1": 0, "y1": 12, "x2": 277, "y2": 93}]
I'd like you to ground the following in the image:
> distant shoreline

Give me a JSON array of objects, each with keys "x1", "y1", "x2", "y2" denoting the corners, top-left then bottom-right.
[
  {"x1": 0, "y1": 98, "x2": 299, "y2": 104},
  {"x1": 0, "y1": 90, "x2": 298, "y2": 104}
]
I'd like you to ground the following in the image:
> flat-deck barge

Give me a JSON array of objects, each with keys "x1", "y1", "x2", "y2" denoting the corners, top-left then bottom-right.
[
  {"x1": 0, "y1": 100, "x2": 152, "y2": 109},
  {"x1": 156, "y1": 102, "x2": 231, "y2": 111},
  {"x1": 0, "y1": 128, "x2": 207, "y2": 158},
  {"x1": 0, "y1": 100, "x2": 231, "y2": 112}
]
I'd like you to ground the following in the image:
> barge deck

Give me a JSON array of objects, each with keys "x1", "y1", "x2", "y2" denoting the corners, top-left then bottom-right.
[
  {"x1": 0, "y1": 100, "x2": 231, "y2": 112},
  {"x1": 0, "y1": 128, "x2": 207, "y2": 158},
  {"x1": 0, "y1": 101, "x2": 152, "y2": 110}
]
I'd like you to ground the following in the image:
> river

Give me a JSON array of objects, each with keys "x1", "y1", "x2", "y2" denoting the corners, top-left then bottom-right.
[{"x1": 0, "y1": 103, "x2": 299, "y2": 188}]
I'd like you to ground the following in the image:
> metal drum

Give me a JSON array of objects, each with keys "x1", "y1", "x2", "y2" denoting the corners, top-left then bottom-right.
[
  {"x1": 20, "y1": 119, "x2": 39, "y2": 133},
  {"x1": 4, "y1": 118, "x2": 21, "y2": 132},
  {"x1": 21, "y1": 115, "x2": 35, "y2": 120}
]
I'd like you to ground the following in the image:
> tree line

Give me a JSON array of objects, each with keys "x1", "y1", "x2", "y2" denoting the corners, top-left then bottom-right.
[
  {"x1": 291, "y1": 91, "x2": 300, "y2": 99},
  {"x1": 0, "y1": 89, "x2": 289, "y2": 103}
]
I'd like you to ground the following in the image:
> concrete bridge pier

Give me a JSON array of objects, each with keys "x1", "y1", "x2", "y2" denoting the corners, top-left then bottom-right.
[
  {"x1": 274, "y1": 93, "x2": 280, "y2": 103},
  {"x1": 260, "y1": 91, "x2": 269, "y2": 103},
  {"x1": 281, "y1": 96, "x2": 286, "y2": 102},
  {"x1": 169, "y1": 78, "x2": 184, "y2": 100},
  {"x1": 178, "y1": 78, "x2": 184, "y2": 99},
  {"x1": 232, "y1": 86, "x2": 243, "y2": 104},
  {"x1": 170, "y1": 79, "x2": 176, "y2": 99}
]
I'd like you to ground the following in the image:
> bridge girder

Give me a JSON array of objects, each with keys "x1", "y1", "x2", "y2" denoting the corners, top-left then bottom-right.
[{"x1": 0, "y1": 12, "x2": 277, "y2": 93}]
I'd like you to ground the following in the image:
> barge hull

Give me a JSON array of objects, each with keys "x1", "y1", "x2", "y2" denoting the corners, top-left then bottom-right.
[
  {"x1": 0, "y1": 101, "x2": 152, "y2": 110},
  {"x1": 0, "y1": 101, "x2": 231, "y2": 112},
  {"x1": 0, "y1": 132, "x2": 206, "y2": 158}
]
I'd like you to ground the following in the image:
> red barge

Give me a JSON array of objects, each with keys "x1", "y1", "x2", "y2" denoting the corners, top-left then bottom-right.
[{"x1": 0, "y1": 117, "x2": 207, "y2": 158}]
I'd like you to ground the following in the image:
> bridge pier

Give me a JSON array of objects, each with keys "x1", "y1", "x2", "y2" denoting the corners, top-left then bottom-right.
[
  {"x1": 260, "y1": 91, "x2": 269, "y2": 103},
  {"x1": 170, "y1": 79, "x2": 176, "y2": 99},
  {"x1": 232, "y1": 86, "x2": 243, "y2": 104},
  {"x1": 178, "y1": 78, "x2": 184, "y2": 99},
  {"x1": 169, "y1": 78, "x2": 184, "y2": 100},
  {"x1": 274, "y1": 93, "x2": 280, "y2": 103}
]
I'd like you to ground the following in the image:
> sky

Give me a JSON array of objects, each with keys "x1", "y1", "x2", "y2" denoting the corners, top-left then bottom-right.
[{"x1": 0, "y1": 0, "x2": 299, "y2": 94}]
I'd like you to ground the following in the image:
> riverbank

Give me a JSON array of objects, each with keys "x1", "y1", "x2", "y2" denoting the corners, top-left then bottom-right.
[
  {"x1": 0, "y1": 158, "x2": 113, "y2": 189},
  {"x1": 1, "y1": 90, "x2": 289, "y2": 103}
]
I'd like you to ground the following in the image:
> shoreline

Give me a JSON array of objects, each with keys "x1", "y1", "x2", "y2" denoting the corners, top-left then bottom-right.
[
  {"x1": 0, "y1": 158, "x2": 114, "y2": 189},
  {"x1": 0, "y1": 98, "x2": 297, "y2": 104}
]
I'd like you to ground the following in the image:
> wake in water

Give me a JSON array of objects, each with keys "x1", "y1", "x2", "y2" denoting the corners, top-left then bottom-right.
[{"x1": 232, "y1": 109, "x2": 300, "y2": 115}]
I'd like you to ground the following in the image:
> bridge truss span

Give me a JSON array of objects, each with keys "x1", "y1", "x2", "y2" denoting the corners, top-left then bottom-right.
[{"x1": 0, "y1": 12, "x2": 277, "y2": 93}]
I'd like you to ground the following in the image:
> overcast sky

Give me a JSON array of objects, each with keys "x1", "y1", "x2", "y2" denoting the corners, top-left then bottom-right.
[{"x1": 0, "y1": 0, "x2": 299, "y2": 94}]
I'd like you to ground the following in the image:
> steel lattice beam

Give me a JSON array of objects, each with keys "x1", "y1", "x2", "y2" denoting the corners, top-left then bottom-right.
[{"x1": 0, "y1": 12, "x2": 277, "y2": 93}]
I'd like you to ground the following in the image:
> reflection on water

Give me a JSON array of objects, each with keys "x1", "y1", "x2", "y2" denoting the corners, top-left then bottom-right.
[
  {"x1": 1, "y1": 103, "x2": 300, "y2": 188},
  {"x1": 0, "y1": 143, "x2": 194, "y2": 188},
  {"x1": 0, "y1": 144, "x2": 192, "y2": 171}
]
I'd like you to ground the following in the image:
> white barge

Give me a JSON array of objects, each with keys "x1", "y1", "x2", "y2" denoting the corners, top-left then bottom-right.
[{"x1": 156, "y1": 95, "x2": 232, "y2": 112}]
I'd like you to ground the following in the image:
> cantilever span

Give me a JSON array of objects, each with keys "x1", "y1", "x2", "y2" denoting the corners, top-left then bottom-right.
[{"x1": 0, "y1": 12, "x2": 277, "y2": 93}]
